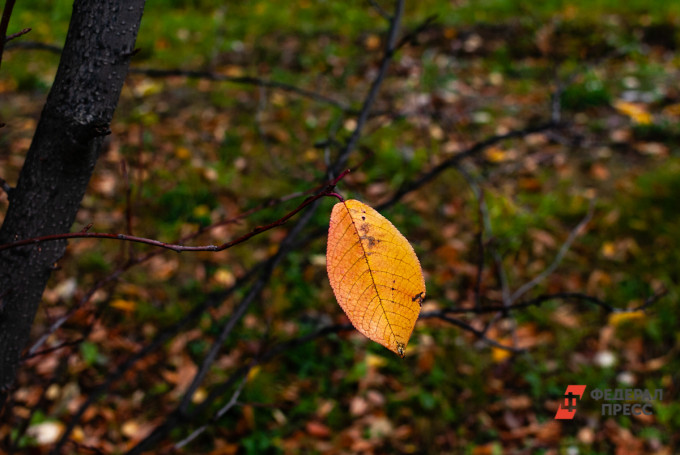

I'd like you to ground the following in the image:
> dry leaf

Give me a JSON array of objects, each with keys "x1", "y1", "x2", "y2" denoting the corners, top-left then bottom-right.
[{"x1": 327, "y1": 200, "x2": 426, "y2": 357}]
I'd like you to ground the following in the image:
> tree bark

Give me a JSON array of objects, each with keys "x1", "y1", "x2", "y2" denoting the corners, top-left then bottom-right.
[{"x1": 0, "y1": 0, "x2": 146, "y2": 409}]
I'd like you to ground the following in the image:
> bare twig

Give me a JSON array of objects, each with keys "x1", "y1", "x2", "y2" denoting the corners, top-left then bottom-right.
[
  {"x1": 509, "y1": 199, "x2": 595, "y2": 302},
  {"x1": 436, "y1": 289, "x2": 666, "y2": 315},
  {"x1": 378, "y1": 121, "x2": 556, "y2": 211},
  {"x1": 28, "y1": 170, "x2": 347, "y2": 360},
  {"x1": 174, "y1": 373, "x2": 248, "y2": 449},
  {"x1": 421, "y1": 311, "x2": 525, "y2": 353},
  {"x1": 473, "y1": 189, "x2": 485, "y2": 309},
  {"x1": 130, "y1": 67, "x2": 353, "y2": 112},
  {"x1": 395, "y1": 14, "x2": 437, "y2": 49},
  {"x1": 0, "y1": 170, "x2": 349, "y2": 254},
  {"x1": 4, "y1": 40, "x2": 61, "y2": 53},
  {"x1": 551, "y1": 66, "x2": 563, "y2": 124},
  {"x1": 367, "y1": 0, "x2": 390, "y2": 21},
  {"x1": 458, "y1": 165, "x2": 511, "y2": 307},
  {"x1": 0, "y1": 0, "x2": 17, "y2": 71},
  {"x1": 121, "y1": 160, "x2": 134, "y2": 237},
  {"x1": 4, "y1": 26, "x2": 29, "y2": 42},
  {"x1": 25, "y1": 170, "x2": 347, "y2": 357},
  {"x1": 22, "y1": 338, "x2": 85, "y2": 360},
  {"x1": 0, "y1": 176, "x2": 12, "y2": 196},
  {"x1": 629, "y1": 286, "x2": 669, "y2": 312},
  {"x1": 330, "y1": 0, "x2": 405, "y2": 177}
]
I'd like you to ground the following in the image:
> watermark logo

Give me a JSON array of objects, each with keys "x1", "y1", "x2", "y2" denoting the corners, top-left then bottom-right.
[
  {"x1": 554, "y1": 387, "x2": 663, "y2": 419},
  {"x1": 591, "y1": 388, "x2": 661, "y2": 416},
  {"x1": 555, "y1": 385, "x2": 587, "y2": 420}
]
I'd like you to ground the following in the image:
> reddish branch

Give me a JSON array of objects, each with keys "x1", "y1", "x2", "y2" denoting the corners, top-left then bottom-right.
[
  {"x1": 4, "y1": 26, "x2": 29, "y2": 42},
  {"x1": 0, "y1": 170, "x2": 349, "y2": 254},
  {"x1": 26, "y1": 169, "x2": 352, "y2": 357}
]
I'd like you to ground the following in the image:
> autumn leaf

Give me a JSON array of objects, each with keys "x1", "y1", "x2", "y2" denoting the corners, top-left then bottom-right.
[
  {"x1": 326, "y1": 199, "x2": 426, "y2": 357},
  {"x1": 614, "y1": 100, "x2": 652, "y2": 125}
]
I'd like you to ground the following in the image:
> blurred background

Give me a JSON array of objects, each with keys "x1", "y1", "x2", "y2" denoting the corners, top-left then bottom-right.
[{"x1": 1, "y1": 0, "x2": 679, "y2": 453}]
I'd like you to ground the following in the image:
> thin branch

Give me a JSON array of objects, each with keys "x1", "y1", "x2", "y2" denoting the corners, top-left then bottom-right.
[
  {"x1": 378, "y1": 121, "x2": 556, "y2": 211},
  {"x1": 395, "y1": 14, "x2": 437, "y2": 49},
  {"x1": 121, "y1": 160, "x2": 134, "y2": 237},
  {"x1": 28, "y1": 168, "x2": 338, "y2": 357},
  {"x1": 0, "y1": 170, "x2": 349, "y2": 254},
  {"x1": 130, "y1": 67, "x2": 353, "y2": 112},
  {"x1": 32, "y1": 175, "x2": 331, "y2": 356},
  {"x1": 177, "y1": 269, "x2": 269, "y2": 414},
  {"x1": 420, "y1": 311, "x2": 525, "y2": 353},
  {"x1": 419, "y1": 287, "x2": 668, "y2": 350},
  {"x1": 458, "y1": 165, "x2": 511, "y2": 307},
  {"x1": 367, "y1": 0, "x2": 390, "y2": 21},
  {"x1": 0, "y1": 176, "x2": 11, "y2": 196},
  {"x1": 331, "y1": 0, "x2": 405, "y2": 177},
  {"x1": 435, "y1": 289, "x2": 666, "y2": 315},
  {"x1": 629, "y1": 286, "x2": 668, "y2": 312},
  {"x1": 56, "y1": 3, "x2": 411, "y2": 449},
  {"x1": 4, "y1": 26, "x2": 29, "y2": 42},
  {"x1": 473, "y1": 189, "x2": 485, "y2": 309},
  {"x1": 509, "y1": 199, "x2": 595, "y2": 302},
  {"x1": 551, "y1": 65, "x2": 563, "y2": 124},
  {"x1": 21, "y1": 338, "x2": 84, "y2": 360},
  {"x1": 3, "y1": 40, "x2": 61, "y2": 53},
  {"x1": 0, "y1": 0, "x2": 17, "y2": 71},
  {"x1": 174, "y1": 373, "x2": 248, "y2": 449}
]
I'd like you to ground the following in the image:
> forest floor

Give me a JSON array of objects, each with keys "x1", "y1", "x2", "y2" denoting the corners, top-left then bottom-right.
[{"x1": 1, "y1": 1, "x2": 679, "y2": 453}]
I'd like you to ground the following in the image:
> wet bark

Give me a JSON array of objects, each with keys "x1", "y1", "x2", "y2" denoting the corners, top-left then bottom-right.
[{"x1": 0, "y1": 0, "x2": 146, "y2": 409}]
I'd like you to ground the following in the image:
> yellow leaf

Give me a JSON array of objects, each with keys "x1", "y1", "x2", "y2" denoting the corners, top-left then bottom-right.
[
  {"x1": 121, "y1": 420, "x2": 140, "y2": 438},
  {"x1": 175, "y1": 146, "x2": 191, "y2": 160},
  {"x1": 110, "y1": 299, "x2": 136, "y2": 312},
  {"x1": 213, "y1": 268, "x2": 235, "y2": 287},
  {"x1": 601, "y1": 241, "x2": 616, "y2": 258},
  {"x1": 608, "y1": 311, "x2": 646, "y2": 327},
  {"x1": 192, "y1": 387, "x2": 207, "y2": 404},
  {"x1": 485, "y1": 146, "x2": 508, "y2": 163},
  {"x1": 366, "y1": 353, "x2": 388, "y2": 368},
  {"x1": 614, "y1": 100, "x2": 652, "y2": 125},
  {"x1": 364, "y1": 34, "x2": 381, "y2": 51},
  {"x1": 193, "y1": 204, "x2": 210, "y2": 218},
  {"x1": 326, "y1": 200, "x2": 426, "y2": 357},
  {"x1": 247, "y1": 365, "x2": 261, "y2": 382},
  {"x1": 491, "y1": 345, "x2": 512, "y2": 363}
]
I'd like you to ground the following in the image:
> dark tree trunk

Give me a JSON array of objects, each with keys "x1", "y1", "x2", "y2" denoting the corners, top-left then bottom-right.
[{"x1": 0, "y1": 0, "x2": 146, "y2": 409}]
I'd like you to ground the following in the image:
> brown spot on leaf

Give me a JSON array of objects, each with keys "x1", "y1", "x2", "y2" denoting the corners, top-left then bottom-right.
[
  {"x1": 412, "y1": 292, "x2": 425, "y2": 306},
  {"x1": 360, "y1": 235, "x2": 379, "y2": 249}
]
